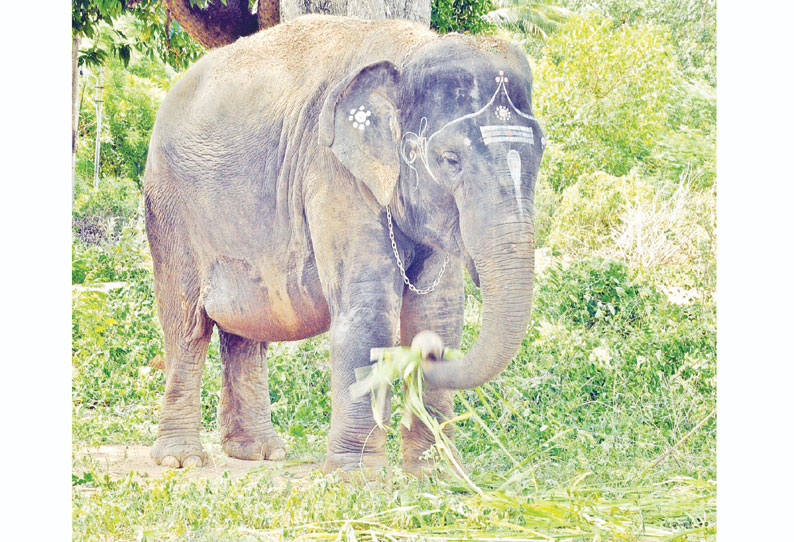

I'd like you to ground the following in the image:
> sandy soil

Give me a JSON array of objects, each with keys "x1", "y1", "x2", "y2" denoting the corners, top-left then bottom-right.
[{"x1": 75, "y1": 443, "x2": 319, "y2": 483}]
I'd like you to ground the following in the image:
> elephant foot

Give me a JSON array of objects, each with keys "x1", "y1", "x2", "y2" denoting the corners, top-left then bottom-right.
[
  {"x1": 322, "y1": 451, "x2": 388, "y2": 477},
  {"x1": 403, "y1": 442, "x2": 465, "y2": 479},
  {"x1": 151, "y1": 433, "x2": 207, "y2": 468},
  {"x1": 222, "y1": 433, "x2": 287, "y2": 461}
]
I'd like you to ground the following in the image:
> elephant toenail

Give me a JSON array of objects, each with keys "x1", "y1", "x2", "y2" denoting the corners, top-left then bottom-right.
[
  {"x1": 183, "y1": 455, "x2": 203, "y2": 467},
  {"x1": 268, "y1": 448, "x2": 287, "y2": 461},
  {"x1": 161, "y1": 455, "x2": 180, "y2": 468}
]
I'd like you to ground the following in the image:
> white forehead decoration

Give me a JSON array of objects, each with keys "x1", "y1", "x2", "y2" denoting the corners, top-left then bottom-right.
[{"x1": 400, "y1": 70, "x2": 539, "y2": 186}]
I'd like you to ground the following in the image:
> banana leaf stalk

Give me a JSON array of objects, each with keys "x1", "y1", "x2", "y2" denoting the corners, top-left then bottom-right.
[{"x1": 351, "y1": 345, "x2": 482, "y2": 493}]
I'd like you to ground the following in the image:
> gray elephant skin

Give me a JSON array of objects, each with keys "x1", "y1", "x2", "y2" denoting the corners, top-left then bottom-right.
[{"x1": 144, "y1": 14, "x2": 544, "y2": 474}]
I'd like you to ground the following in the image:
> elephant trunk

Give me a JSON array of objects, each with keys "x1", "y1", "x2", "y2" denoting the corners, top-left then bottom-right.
[{"x1": 423, "y1": 219, "x2": 534, "y2": 390}]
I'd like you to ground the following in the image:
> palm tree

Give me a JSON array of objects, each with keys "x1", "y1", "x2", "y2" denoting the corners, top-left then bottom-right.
[{"x1": 483, "y1": 0, "x2": 571, "y2": 41}]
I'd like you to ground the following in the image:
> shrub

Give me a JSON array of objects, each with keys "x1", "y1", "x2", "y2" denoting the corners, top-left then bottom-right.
[
  {"x1": 545, "y1": 171, "x2": 653, "y2": 254},
  {"x1": 534, "y1": 14, "x2": 676, "y2": 191},
  {"x1": 533, "y1": 257, "x2": 663, "y2": 330},
  {"x1": 647, "y1": 126, "x2": 716, "y2": 189},
  {"x1": 432, "y1": 0, "x2": 493, "y2": 34},
  {"x1": 76, "y1": 55, "x2": 169, "y2": 190}
]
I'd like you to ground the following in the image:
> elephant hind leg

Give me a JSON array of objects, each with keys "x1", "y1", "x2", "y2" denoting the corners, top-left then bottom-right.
[
  {"x1": 146, "y1": 190, "x2": 214, "y2": 468},
  {"x1": 218, "y1": 331, "x2": 286, "y2": 461},
  {"x1": 149, "y1": 270, "x2": 213, "y2": 468}
]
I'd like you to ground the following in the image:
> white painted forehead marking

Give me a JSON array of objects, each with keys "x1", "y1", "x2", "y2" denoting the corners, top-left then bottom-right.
[
  {"x1": 480, "y1": 125, "x2": 534, "y2": 146},
  {"x1": 507, "y1": 149, "x2": 524, "y2": 218},
  {"x1": 400, "y1": 70, "x2": 537, "y2": 185}
]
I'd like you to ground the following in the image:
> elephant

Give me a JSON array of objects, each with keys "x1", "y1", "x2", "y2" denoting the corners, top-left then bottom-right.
[{"x1": 143, "y1": 14, "x2": 544, "y2": 474}]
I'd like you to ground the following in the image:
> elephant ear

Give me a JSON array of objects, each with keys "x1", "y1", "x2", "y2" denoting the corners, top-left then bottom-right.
[{"x1": 319, "y1": 61, "x2": 401, "y2": 207}]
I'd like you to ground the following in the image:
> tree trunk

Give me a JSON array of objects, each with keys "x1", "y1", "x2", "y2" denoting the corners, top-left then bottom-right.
[
  {"x1": 169, "y1": 0, "x2": 430, "y2": 51},
  {"x1": 93, "y1": 68, "x2": 104, "y2": 191},
  {"x1": 72, "y1": 35, "x2": 80, "y2": 199},
  {"x1": 280, "y1": 0, "x2": 430, "y2": 25}
]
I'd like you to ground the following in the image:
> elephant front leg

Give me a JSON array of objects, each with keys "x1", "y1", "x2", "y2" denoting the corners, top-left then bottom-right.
[
  {"x1": 323, "y1": 300, "x2": 401, "y2": 474},
  {"x1": 218, "y1": 331, "x2": 286, "y2": 461},
  {"x1": 399, "y1": 258, "x2": 465, "y2": 476}
]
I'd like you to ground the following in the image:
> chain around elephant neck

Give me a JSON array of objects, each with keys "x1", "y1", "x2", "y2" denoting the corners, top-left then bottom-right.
[{"x1": 386, "y1": 206, "x2": 449, "y2": 296}]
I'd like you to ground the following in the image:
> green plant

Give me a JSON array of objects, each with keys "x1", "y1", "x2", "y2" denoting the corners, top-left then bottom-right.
[
  {"x1": 432, "y1": 0, "x2": 494, "y2": 34},
  {"x1": 545, "y1": 171, "x2": 653, "y2": 254},
  {"x1": 534, "y1": 257, "x2": 662, "y2": 329},
  {"x1": 484, "y1": 0, "x2": 571, "y2": 41},
  {"x1": 76, "y1": 56, "x2": 170, "y2": 190},
  {"x1": 534, "y1": 13, "x2": 676, "y2": 191}
]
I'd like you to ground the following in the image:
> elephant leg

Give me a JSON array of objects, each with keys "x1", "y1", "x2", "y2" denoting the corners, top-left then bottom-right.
[
  {"x1": 147, "y1": 189, "x2": 215, "y2": 468},
  {"x1": 218, "y1": 331, "x2": 286, "y2": 461},
  {"x1": 149, "y1": 279, "x2": 213, "y2": 469},
  {"x1": 322, "y1": 295, "x2": 402, "y2": 473},
  {"x1": 399, "y1": 256, "x2": 465, "y2": 475},
  {"x1": 304, "y1": 169, "x2": 403, "y2": 474}
]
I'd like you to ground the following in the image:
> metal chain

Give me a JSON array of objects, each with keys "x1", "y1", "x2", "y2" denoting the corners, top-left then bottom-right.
[{"x1": 386, "y1": 206, "x2": 450, "y2": 296}]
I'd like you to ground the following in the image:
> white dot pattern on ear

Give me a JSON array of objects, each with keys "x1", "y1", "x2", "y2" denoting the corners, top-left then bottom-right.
[{"x1": 351, "y1": 106, "x2": 372, "y2": 130}]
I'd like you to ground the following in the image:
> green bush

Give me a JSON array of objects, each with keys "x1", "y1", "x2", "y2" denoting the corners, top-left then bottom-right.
[
  {"x1": 454, "y1": 254, "x2": 715, "y2": 482},
  {"x1": 73, "y1": 175, "x2": 141, "y2": 224},
  {"x1": 534, "y1": 14, "x2": 676, "y2": 191},
  {"x1": 557, "y1": 0, "x2": 716, "y2": 86},
  {"x1": 533, "y1": 257, "x2": 662, "y2": 329},
  {"x1": 432, "y1": 0, "x2": 493, "y2": 34},
  {"x1": 76, "y1": 55, "x2": 170, "y2": 190},
  {"x1": 72, "y1": 176, "x2": 148, "y2": 284}
]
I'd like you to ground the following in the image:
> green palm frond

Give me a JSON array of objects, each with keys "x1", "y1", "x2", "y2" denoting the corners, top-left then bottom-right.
[{"x1": 484, "y1": 0, "x2": 572, "y2": 41}]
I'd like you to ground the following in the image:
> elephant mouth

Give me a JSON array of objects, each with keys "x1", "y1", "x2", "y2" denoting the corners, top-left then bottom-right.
[{"x1": 464, "y1": 250, "x2": 479, "y2": 287}]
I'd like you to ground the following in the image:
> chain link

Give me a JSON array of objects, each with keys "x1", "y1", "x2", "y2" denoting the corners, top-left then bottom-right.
[{"x1": 386, "y1": 206, "x2": 450, "y2": 296}]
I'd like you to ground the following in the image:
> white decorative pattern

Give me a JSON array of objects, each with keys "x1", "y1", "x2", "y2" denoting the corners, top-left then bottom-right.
[
  {"x1": 349, "y1": 105, "x2": 371, "y2": 131},
  {"x1": 479, "y1": 125, "x2": 534, "y2": 146},
  {"x1": 507, "y1": 149, "x2": 524, "y2": 219},
  {"x1": 400, "y1": 69, "x2": 538, "y2": 183},
  {"x1": 495, "y1": 106, "x2": 511, "y2": 122}
]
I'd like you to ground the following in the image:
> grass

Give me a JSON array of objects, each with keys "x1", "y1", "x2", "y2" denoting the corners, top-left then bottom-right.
[{"x1": 72, "y1": 204, "x2": 716, "y2": 539}]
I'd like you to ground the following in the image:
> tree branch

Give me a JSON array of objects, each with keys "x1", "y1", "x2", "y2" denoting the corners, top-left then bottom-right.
[{"x1": 167, "y1": 0, "x2": 261, "y2": 49}]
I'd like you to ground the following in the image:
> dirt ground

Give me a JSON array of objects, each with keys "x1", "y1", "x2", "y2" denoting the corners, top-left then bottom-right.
[{"x1": 76, "y1": 443, "x2": 319, "y2": 484}]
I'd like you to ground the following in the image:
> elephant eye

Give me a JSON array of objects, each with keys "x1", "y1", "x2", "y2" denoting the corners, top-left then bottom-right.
[{"x1": 438, "y1": 151, "x2": 462, "y2": 174}]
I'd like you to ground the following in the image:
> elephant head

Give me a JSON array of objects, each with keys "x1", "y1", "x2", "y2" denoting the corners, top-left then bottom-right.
[{"x1": 319, "y1": 37, "x2": 545, "y2": 390}]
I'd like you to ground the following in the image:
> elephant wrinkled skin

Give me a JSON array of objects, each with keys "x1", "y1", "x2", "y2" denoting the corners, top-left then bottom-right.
[{"x1": 144, "y1": 15, "x2": 544, "y2": 474}]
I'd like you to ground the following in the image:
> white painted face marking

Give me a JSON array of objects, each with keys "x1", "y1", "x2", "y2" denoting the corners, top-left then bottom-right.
[
  {"x1": 400, "y1": 70, "x2": 538, "y2": 184},
  {"x1": 507, "y1": 149, "x2": 523, "y2": 218},
  {"x1": 480, "y1": 125, "x2": 534, "y2": 146},
  {"x1": 495, "y1": 106, "x2": 511, "y2": 122}
]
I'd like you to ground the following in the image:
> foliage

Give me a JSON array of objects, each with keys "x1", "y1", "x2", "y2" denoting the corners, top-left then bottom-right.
[
  {"x1": 534, "y1": 257, "x2": 660, "y2": 329},
  {"x1": 484, "y1": 0, "x2": 571, "y2": 41},
  {"x1": 76, "y1": 55, "x2": 172, "y2": 190},
  {"x1": 103, "y1": 59, "x2": 167, "y2": 184},
  {"x1": 73, "y1": 1, "x2": 204, "y2": 71},
  {"x1": 431, "y1": 0, "x2": 494, "y2": 34},
  {"x1": 558, "y1": 0, "x2": 716, "y2": 85},
  {"x1": 534, "y1": 13, "x2": 676, "y2": 191},
  {"x1": 545, "y1": 171, "x2": 653, "y2": 254}
]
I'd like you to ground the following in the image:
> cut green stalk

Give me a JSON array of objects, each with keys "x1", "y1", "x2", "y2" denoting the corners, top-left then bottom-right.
[{"x1": 352, "y1": 345, "x2": 482, "y2": 492}]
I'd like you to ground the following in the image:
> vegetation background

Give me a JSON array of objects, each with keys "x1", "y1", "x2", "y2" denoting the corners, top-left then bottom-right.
[{"x1": 70, "y1": 1, "x2": 720, "y2": 540}]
